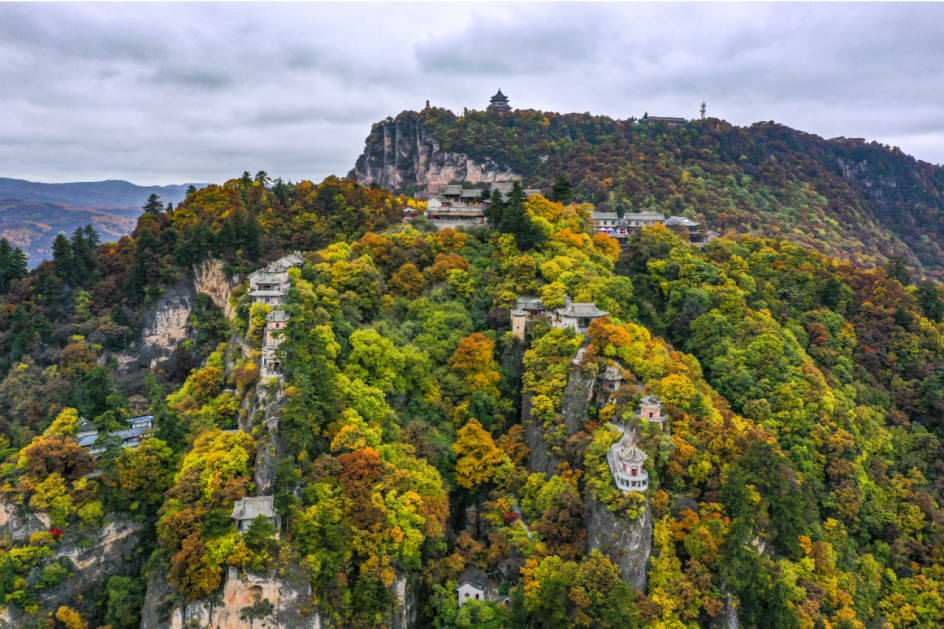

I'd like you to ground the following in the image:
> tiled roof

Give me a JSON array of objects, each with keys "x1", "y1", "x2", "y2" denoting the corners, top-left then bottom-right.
[
  {"x1": 77, "y1": 426, "x2": 148, "y2": 449},
  {"x1": 515, "y1": 297, "x2": 545, "y2": 311},
  {"x1": 458, "y1": 567, "x2": 488, "y2": 590},
  {"x1": 557, "y1": 303, "x2": 608, "y2": 318},
  {"x1": 443, "y1": 185, "x2": 463, "y2": 195},
  {"x1": 231, "y1": 496, "x2": 277, "y2": 520},
  {"x1": 641, "y1": 394, "x2": 661, "y2": 406},
  {"x1": 602, "y1": 362, "x2": 624, "y2": 380},
  {"x1": 618, "y1": 431, "x2": 648, "y2": 464},
  {"x1": 665, "y1": 216, "x2": 699, "y2": 227}
]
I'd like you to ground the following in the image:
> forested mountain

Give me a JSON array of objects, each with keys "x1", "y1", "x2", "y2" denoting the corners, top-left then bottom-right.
[
  {"x1": 353, "y1": 108, "x2": 944, "y2": 275},
  {"x1": 0, "y1": 168, "x2": 941, "y2": 629},
  {"x1": 0, "y1": 199, "x2": 138, "y2": 267},
  {"x1": 0, "y1": 178, "x2": 207, "y2": 209}
]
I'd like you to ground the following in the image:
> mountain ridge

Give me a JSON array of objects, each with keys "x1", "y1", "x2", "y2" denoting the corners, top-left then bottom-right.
[
  {"x1": 0, "y1": 177, "x2": 210, "y2": 208},
  {"x1": 353, "y1": 107, "x2": 944, "y2": 274}
]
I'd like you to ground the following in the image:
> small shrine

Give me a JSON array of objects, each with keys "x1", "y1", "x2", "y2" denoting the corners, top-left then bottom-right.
[
  {"x1": 606, "y1": 429, "x2": 648, "y2": 493},
  {"x1": 637, "y1": 394, "x2": 667, "y2": 424},
  {"x1": 597, "y1": 361, "x2": 625, "y2": 407},
  {"x1": 487, "y1": 89, "x2": 511, "y2": 113}
]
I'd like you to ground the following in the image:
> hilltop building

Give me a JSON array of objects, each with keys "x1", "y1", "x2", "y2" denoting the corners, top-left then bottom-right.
[
  {"x1": 248, "y1": 252, "x2": 305, "y2": 305},
  {"x1": 510, "y1": 296, "x2": 608, "y2": 340},
  {"x1": 607, "y1": 429, "x2": 649, "y2": 493},
  {"x1": 642, "y1": 116, "x2": 687, "y2": 127},
  {"x1": 664, "y1": 216, "x2": 702, "y2": 244},
  {"x1": 231, "y1": 496, "x2": 280, "y2": 534},
  {"x1": 487, "y1": 89, "x2": 511, "y2": 113}
]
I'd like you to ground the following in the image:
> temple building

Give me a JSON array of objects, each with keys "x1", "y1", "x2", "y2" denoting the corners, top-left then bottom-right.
[
  {"x1": 636, "y1": 394, "x2": 667, "y2": 425},
  {"x1": 425, "y1": 184, "x2": 541, "y2": 231},
  {"x1": 261, "y1": 309, "x2": 290, "y2": 381},
  {"x1": 597, "y1": 361, "x2": 626, "y2": 407},
  {"x1": 76, "y1": 415, "x2": 155, "y2": 457},
  {"x1": 231, "y1": 496, "x2": 280, "y2": 534},
  {"x1": 664, "y1": 216, "x2": 702, "y2": 244},
  {"x1": 510, "y1": 296, "x2": 608, "y2": 340},
  {"x1": 248, "y1": 252, "x2": 306, "y2": 305},
  {"x1": 592, "y1": 211, "x2": 706, "y2": 245},
  {"x1": 607, "y1": 429, "x2": 649, "y2": 493},
  {"x1": 487, "y1": 89, "x2": 511, "y2": 113}
]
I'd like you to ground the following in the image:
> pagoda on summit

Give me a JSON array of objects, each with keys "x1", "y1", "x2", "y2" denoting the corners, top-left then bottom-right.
[{"x1": 488, "y1": 89, "x2": 511, "y2": 113}]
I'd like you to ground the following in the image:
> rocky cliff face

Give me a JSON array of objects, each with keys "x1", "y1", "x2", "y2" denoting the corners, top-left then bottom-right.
[
  {"x1": 585, "y1": 497, "x2": 652, "y2": 592},
  {"x1": 521, "y1": 358, "x2": 653, "y2": 593},
  {"x1": 103, "y1": 259, "x2": 236, "y2": 377},
  {"x1": 0, "y1": 503, "x2": 145, "y2": 629},
  {"x1": 351, "y1": 115, "x2": 520, "y2": 194},
  {"x1": 140, "y1": 566, "x2": 319, "y2": 629}
]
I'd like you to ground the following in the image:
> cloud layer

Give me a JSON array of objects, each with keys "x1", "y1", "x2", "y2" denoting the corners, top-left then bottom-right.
[{"x1": 1, "y1": 3, "x2": 942, "y2": 185}]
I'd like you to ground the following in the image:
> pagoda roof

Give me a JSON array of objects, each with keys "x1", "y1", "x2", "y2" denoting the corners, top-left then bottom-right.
[
  {"x1": 617, "y1": 431, "x2": 648, "y2": 464},
  {"x1": 602, "y1": 362, "x2": 624, "y2": 381},
  {"x1": 490, "y1": 89, "x2": 509, "y2": 102},
  {"x1": 640, "y1": 394, "x2": 661, "y2": 406}
]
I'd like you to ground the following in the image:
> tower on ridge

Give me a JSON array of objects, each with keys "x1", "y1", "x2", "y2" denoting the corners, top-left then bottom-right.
[{"x1": 488, "y1": 89, "x2": 511, "y2": 113}]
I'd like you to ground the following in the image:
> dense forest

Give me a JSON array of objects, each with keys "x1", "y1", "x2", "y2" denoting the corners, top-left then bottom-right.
[
  {"x1": 0, "y1": 167, "x2": 941, "y2": 629},
  {"x1": 356, "y1": 107, "x2": 944, "y2": 276}
]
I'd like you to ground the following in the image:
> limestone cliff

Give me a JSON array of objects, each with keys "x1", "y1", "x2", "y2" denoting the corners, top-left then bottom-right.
[
  {"x1": 103, "y1": 258, "x2": 237, "y2": 377},
  {"x1": 0, "y1": 503, "x2": 145, "y2": 629},
  {"x1": 140, "y1": 566, "x2": 319, "y2": 629},
  {"x1": 585, "y1": 497, "x2": 652, "y2": 592},
  {"x1": 351, "y1": 113, "x2": 520, "y2": 194}
]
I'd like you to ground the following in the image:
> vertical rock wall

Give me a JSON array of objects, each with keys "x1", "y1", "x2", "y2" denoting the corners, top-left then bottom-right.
[
  {"x1": 585, "y1": 497, "x2": 652, "y2": 592},
  {"x1": 352, "y1": 115, "x2": 521, "y2": 194}
]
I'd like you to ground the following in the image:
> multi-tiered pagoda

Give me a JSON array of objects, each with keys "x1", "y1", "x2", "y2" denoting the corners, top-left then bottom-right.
[{"x1": 487, "y1": 89, "x2": 511, "y2": 113}]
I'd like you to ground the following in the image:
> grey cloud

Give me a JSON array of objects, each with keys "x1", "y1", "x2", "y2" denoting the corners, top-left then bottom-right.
[{"x1": 0, "y1": 2, "x2": 942, "y2": 187}]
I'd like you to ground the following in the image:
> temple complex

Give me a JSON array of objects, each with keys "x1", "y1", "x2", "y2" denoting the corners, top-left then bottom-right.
[
  {"x1": 248, "y1": 251, "x2": 305, "y2": 305},
  {"x1": 510, "y1": 296, "x2": 608, "y2": 340}
]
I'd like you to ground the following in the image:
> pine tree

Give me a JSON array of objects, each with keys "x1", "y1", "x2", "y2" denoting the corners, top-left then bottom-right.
[
  {"x1": 499, "y1": 181, "x2": 546, "y2": 251},
  {"x1": 142, "y1": 194, "x2": 164, "y2": 215},
  {"x1": 485, "y1": 189, "x2": 506, "y2": 226},
  {"x1": 917, "y1": 280, "x2": 944, "y2": 322},
  {"x1": 244, "y1": 211, "x2": 263, "y2": 261},
  {"x1": 884, "y1": 256, "x2": 912, "y2": 286},
  {"x1": 549, "y1": 175, "x2": 573, "y2": 205},
  {"x1": 51, "y1": 234, "x2": 74, "y2": 283},
  {"x1": 0, "y1": 239, "x2": 28, "y2": 293},
  {"x1": 186, "y1": 184, "x2": 197, "y2": 196}
]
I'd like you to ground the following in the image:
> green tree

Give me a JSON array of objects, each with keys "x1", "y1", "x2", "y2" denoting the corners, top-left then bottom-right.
[
  {"x1": 484, "y1": 189, "x2": 505, "y2": 225},
  {"x1": 917, "y1": 280, "x2": 944, "y2": 322},
  {"x1": 142, "y1": 193, "x2": 164, "y2": 215},
  {"x1": 52, "y1": 233, "x2": 73, "y2": 283},
  {"x1": 186, "y1": 184, "x2": 197, "y2": 196},
  {"x1": 549, "y1": 175, "x2": 573, "y2": 205},
  {"x1": 885, "y1": 256, "x2": 912, "y2": 285},
  {"x1": 102, "y1": 576, "x2": 145, "y2": 629},
  {"x1": 499, "y1": 181, "x2": 545, "y2": 251},
  {"x1": 0, "y1": 238, "x2": 28, "y2": 293}
]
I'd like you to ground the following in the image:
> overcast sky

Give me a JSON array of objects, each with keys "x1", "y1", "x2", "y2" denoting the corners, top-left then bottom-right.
[{"x1": 1, "y1": 2, "x2": 942, "y2": 186}]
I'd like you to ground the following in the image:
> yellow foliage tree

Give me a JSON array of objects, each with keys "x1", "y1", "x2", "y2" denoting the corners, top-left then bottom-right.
[
  {"x1": 56, "y1": 606, "x2": 87, "y2": 629},
  {"x1": 454, "y1": 419, "x2": 503, "y2": 489}
]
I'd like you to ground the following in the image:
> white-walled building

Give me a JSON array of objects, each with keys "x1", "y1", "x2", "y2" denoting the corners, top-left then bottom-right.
[
  {"x1": 248, "y1": 252, "x2": 306, "y2": 306},
  {"x1": 231, "y1": 496, "x2": 280, "y2": 534},
  {"x1": 607, "y1": 429, "x2": 649, "y2": 493}
]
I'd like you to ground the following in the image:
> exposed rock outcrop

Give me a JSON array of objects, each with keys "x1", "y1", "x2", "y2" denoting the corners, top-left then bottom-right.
[
  {"x1": 0, "y1": 505, "x2": 145, "y2": 629},
  {"x1": 351, "y1": 114, "x2": 520, "y2": 194},
  {"x1": 103, "y1": 258, "x2": 237, "y2": 377},
  {"x1": 140, "y1": 566, "x2": 319, "y2": 629},
  {"x1": 585, "y1": 496, "x2": 652, "y2": 592}
]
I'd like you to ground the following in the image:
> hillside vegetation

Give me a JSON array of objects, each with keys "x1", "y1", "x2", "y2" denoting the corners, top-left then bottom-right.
[
  {"x1": 361, "y1": 108, "x2": 944, "y2": 275},
  {"x1": 0, "y1": 171, "x2": 940, "y2": 629}
]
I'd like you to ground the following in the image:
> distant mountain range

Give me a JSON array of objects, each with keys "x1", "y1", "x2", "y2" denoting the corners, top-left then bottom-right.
[
  {"x1": 0, "y1": 177, "x2": 209, "y2": 209},
  {"x1": 0, "y1": 177, "x2": 210, "y2": 267}
]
